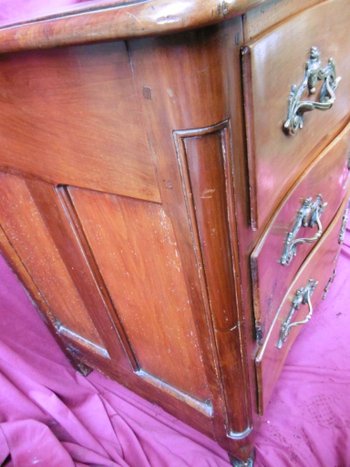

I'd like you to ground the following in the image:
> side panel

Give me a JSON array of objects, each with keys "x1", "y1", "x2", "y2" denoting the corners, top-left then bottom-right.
[
  {"x1": 129, "y1": 18, "x2": 255, "y2": 459},
  {"x1": 68, "y1": 186, "x2": 211, "y2": 400},
  {"x1": 0, "y1": 42, "x2": 160, "y2": 202},
  {"x1": 0, "y1": 19, "x2": 256, "y2": 460},
  {"x1": 0, "y1": 173, "x2": 131, "y2": 369}
]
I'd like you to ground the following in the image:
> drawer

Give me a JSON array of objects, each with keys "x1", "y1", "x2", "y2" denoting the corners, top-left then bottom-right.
[
  {"x1": 255, "y1": 196, "x2": 349, "y2": 414},
  {"x1": 242, "y1": 0, "x2": 350, "y2": 229},
  {"x1": 251, "y1": 123, "x2": 350, "y2": 340}
]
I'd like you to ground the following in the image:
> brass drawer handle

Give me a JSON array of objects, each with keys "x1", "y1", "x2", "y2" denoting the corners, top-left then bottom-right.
[
  {"x1": 338, "y1": 207, "x2": 349, "y2": 244},
  {"x1": 284, "y1": 46, "x2": 341, "y2": 135},
  {"x1": 277, "y1": 279, "x2": 318, "y2": 349},
  {"x1": 280, "y1": 195, "x2": 327, "y2": 266}
]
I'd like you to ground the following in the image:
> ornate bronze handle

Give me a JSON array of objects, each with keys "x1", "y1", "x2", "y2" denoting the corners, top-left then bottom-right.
[
  {"x1": 284, "y1": 46, "x2": 341, "y2": 135},
  {"x1": 277, "y1": 279, "x2": 318, "y2": 349},
  {"x1": 280, "y1": 195, "x2": 327, "y2": 266}
]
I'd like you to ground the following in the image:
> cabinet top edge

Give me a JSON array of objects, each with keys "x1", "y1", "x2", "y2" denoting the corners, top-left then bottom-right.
[{"x1": 0, "y1": 0, "x2": 266, "y2": 53}]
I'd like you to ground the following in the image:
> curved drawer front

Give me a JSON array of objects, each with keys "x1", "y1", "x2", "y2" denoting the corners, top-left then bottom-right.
[
  {"x1": 255, "y1": 197, "x2": 349, "y2": 414},
  {"x1": 251, "y1": 123, "x2": 350, "y2": 338},
  {"x1": 242, "y1": 0, "x2": 350, "y2": 228}
]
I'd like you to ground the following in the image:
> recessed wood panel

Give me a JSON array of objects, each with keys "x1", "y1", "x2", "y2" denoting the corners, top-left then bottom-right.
[
  {"x1": 0, "y1": 173, "x2": 133, "y2": 370},
  {"x1": 68, "y1": 187, "x2": 211, "y2": 401},
  {"x1": 0, "y1": 42, "x2": 160, "y2": 202},
  {"x1": 242, "y1": 0, "x2": 350, "y2": 228}
]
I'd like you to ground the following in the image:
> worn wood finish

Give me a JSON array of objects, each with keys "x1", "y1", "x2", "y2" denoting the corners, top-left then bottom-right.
[
  {"x1": 0, "y1": 0, "x2": 265, "y2": 53},
  {"x1": 0, "y1": 0, "x2": 348, "y2": 464},
  {"x1": 0, "y1": 174, "x2": 104, "y2": 346},
  {"x1": 256, "y1": 194, "x2": 350, "y2": 413},
  {"x1": 174, "y1": 121, "x2": 250, "y2": 436},
  {"x1": 0, "y1": 42, "x2": 159, "y2": 202},
  {"x1": 69, "y1": 186, "x2": 211, "y2": 401},
  {"x1": 0, "y1": 0, "x2": 137, "y2": 28},
  {"x1": 243, "y1": 0, "x2": 350, "y2": 228},
  {"x1": 0, "y1": 173, "x2": 141, "y2": 371},
  {"x1": 128, "y1": 20, "x2": 261, "y2": 461},
  {"x1": 243, "y1": 0, "x2": 322, "y2": 40},
  {"x1": 251, "y1": 122, "x2": 350, "y2": 339}
]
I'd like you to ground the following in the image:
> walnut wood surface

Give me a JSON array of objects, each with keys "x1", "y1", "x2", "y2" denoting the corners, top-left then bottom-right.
[
  {"x1": 0, "y1": 173, "x2": 142, "y2": 372},
  {"x1": 255, "y1": 194, "x2": 349, "y2": 413},
  {"x1": 0, "y1": 174, "x2": 104, "y2": 346},
  {"x1": 175, "y1": 121, "x2": 250, "y2": 436},
  {"x1": 243, "y1": 0, "x2": 350, "y2": 228},
  {"x1": 0, "y1": 0, "x2": 266, "y2": 53},
  {"x1": 0, "y1": 0, "x2": 346, "y2": 464},
  {"x1": 0, "y1": 42, "x2": 159, "y2": 203},
  {"x1": 69, "y1": 186, "x2": 211, "y2": 401},
  {"x1": 251, "y1": 122, "x2": 350, "y2": 339},
  {"x1": 0, "y1": 0, "x2": 136, "y2": 27},
  {"x1": 0, "y1": 16, "x2": 256, "y2": 462},
  {"x1": 243, "y1": 0, "x2": 322, "y2": 40}
]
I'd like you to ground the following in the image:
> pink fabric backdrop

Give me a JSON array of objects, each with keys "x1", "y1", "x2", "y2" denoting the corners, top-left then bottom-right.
[{"x1": 0, "y1": 228, "x2": 349, "y2": 466}]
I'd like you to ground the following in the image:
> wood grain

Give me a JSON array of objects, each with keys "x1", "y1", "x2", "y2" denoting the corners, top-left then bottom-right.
[
  {"x1": 242, "y1": 0, "x2": 350, "y2": 228},
  {"x1": 0, "y1": 175, "x2": 103, "y2": 345},
  {"x1": 0, "y1": 42, "x2": 160, "y2": 202},
  {"x1": 0, "y1": 173, "x2": 142, "y2": 374},
  {"x1": 0, "y1": 0, "x2": 264, "y2": 52},
  {"x1": 251, "y1": 122, "x2": 350, "y2": 339},
  {"x1": 69, "y1": 187, "x2": 211, "y2": 401},
  {"x1": 243, "y1": 0, "x2": 322, "y2": 41},
  {"x1": 0, "y1": 1, "x2": 345, "y2": 463},
  {"x1": 255, "y1": 194, "x2": 350, "y2": 414},
  {"x1": 129, "y1": 20, "x2": 255, "y2": 459},
  {"x1": 175, "y1": 121, "x2": 251, "y2": 436}
]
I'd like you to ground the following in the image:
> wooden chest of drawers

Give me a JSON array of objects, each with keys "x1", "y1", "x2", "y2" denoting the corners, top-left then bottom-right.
[{"x1": 0, "y1": 0, "x2": 348, "y2": 464}]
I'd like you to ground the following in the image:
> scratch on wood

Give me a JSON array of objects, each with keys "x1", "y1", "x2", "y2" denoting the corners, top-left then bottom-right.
[{"x1": 200, "y1": 188, "x2": 216, "y2": 199}]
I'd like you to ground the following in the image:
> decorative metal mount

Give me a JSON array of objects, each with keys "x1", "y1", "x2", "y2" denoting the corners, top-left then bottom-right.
[
  {"x1": 283, "y1": 46, "x2": 341, "y2": 135},
  {"x1": 322, "y1": 269, "x2": 336, "y2": 300},
  {"x1": 229, "y1": 451, "x2": 255, "y2": 467},
  {"x1": 338, "y1": 207, "x2": 349, "y2": 244},
  {"x1": 277, "y1": 279, "x2": 318, "y2": 349},
  {"x1": 280, "y1": 194, "x2": 327, "y2": 266}
]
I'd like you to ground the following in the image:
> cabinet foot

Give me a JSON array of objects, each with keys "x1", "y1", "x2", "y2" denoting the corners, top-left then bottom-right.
[
  {"x1": 65, "y1": 343, "x2": 93, "y2": 376},
  {"x1": 229, "y1": 451, "x2": 255, "y2": 467},
  {"x1": 75, "y1": 361, "x2": 93, "y2": 376}
]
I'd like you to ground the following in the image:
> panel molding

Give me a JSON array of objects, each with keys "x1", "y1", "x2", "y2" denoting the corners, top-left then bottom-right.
[
  {"x1": 68, "y1": 186, "x2": 212, "y2": 401},
  {"x1": 54, "y1": 319, "x2": 110, "y2": 359},
  {"x1": 57, "y1": 186, "x2": 139, "y2": 370},
  {"x1": 136, "y1": 369, "x2": 213, "y2": 417}
]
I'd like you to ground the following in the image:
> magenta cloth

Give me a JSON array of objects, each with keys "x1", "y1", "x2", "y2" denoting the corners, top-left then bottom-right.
[{"x1": 0, "y1": 231, "x2": 350, "y2": 466}]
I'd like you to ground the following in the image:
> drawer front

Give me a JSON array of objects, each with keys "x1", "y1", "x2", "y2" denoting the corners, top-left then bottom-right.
[
  {"x1": 251, "y1": 123, "x2": 350, "y2": 338},
  {"x1": 255, "y1": 196, "x2": 349, "y2": 413},
  {"x1": 242, "y1": 0, "x2": 350, "y2": 228}
]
